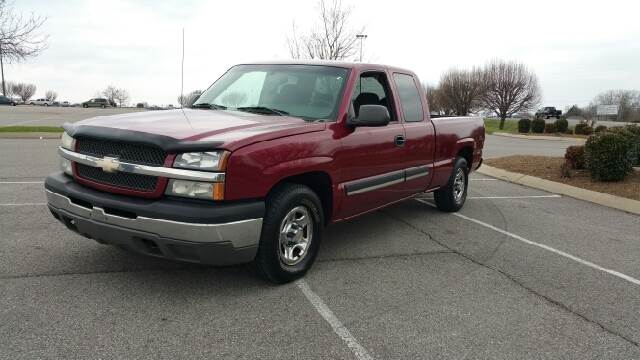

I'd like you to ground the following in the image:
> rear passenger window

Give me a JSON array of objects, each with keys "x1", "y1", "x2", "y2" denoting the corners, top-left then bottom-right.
[{"x1": 393, "y1": 73, "x2": 424, "y2": 122}]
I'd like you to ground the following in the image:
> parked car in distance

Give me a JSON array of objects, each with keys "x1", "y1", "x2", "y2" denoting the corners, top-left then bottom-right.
[
  {"x1": 27, "y1": 98, "x2": 54, "y2": 106},
  {"x1": 535, "y1": 107, "x2": 562, "y2": 119},
  {"x1": 0, "y1": 95, "x2": 16, "y2": 106},
  {"x1": 82, "y1": 98, "x2": 111, "y2": 108},
  {"x1": 60, "y1": 101, "x2": 71, "y2": 107},
  {"x1": 46, "y1": 61, "x2": 485, "y2": 283}
]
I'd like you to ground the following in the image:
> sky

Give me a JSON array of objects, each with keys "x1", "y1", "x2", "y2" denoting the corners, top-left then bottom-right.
[{"x1": 6, "y1": 0, "x2": 640, "y2": 109}]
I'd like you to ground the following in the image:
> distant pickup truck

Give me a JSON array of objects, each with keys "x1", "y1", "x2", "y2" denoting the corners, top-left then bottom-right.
[
  {"x1": 535, "y1": 107, "x2": 562, "y2": 119},
  {"x1": 45, "y1": 61, "x2": 485, "y2": 283}
]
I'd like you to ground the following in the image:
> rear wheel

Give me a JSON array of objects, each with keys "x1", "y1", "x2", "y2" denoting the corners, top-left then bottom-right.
[
  {"x1": 434, "y1": 157, "x2": 468, "y2": 212},
  {"x1": 83, "y1": 104, "x2": 88, "y2": 108},
  {"x1": 254, "y1": 183, "x2": 323, "y2": 283},
  {"x1": 101, "y1": 104, "x2": 106, "y2": 108}
]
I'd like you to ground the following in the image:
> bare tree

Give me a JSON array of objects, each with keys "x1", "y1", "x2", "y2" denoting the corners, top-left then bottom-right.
[
  {"x1": 437, "y1": 67, "x2": 486, "y2": 116},
  {"x1": 12, "y1": 82, "x2": 35, "y2": 102},
  {"x1": 114, "y1": 88, "x2": 129, "y2": 107},
  {"x1": 481, "y1": 60, "x2": 541, "y2": 129},
  {"x1": 1, "y1": 79, "x2": 14, "y2": 97},
  {"x1": 178, "y1": 90, "x2": 202, "y2": 107},
  {"x1": 287, "y1": 0, "x2": 363, "y2": 60},
  {"x1": 424, "y1": 84, "x2": 441, "y2": 114},
  {"x1": 0, "y1": 1, "x2": 48, "y2": 95},
  {"x1": 45, "y1": 89, "x2": 57, "y2": 101},
  {"x1": 100, "y1": 85, "x2": 118, "y2": 104}
]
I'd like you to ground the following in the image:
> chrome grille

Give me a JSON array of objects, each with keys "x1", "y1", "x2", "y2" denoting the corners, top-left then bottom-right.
[{"x1": 76, "y1": 137, "x2": 166, "y2": 166}]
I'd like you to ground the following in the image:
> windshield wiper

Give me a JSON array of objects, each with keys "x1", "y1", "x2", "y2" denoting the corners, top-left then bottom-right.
[
  {"x1": 191, "y1": 103, "x2": 227, "y2": 110},
  {"x1": 235, "y1": 106, "x2": 289, "y2": 116}
]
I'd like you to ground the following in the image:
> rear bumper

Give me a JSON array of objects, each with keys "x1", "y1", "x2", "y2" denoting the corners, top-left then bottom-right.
[{"x1": 45, "y1": 172, "x2": 264, "y2": 265}]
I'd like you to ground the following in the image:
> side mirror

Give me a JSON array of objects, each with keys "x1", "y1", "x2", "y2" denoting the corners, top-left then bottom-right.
[{"x1": 347, "y1": 105, "x2": 390, "y2": 127}]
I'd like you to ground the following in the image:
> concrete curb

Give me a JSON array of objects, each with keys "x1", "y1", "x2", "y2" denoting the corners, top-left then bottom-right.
[
  {"x1": 477, "y1": 165, "x2": 640, "y2": 216},
  {"x1": 493, "y1": 132, "x2": 586, "y2": 142},
  {"x1": 0, "y1": 132, "x2": 62, "y2": 139}
]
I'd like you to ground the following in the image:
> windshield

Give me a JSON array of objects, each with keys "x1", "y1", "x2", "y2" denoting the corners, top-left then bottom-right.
[{"x1": 193, "y1": 64, "x2": 349, "y2": 121}]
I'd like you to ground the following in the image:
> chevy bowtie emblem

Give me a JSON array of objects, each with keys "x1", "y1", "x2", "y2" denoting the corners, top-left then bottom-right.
[{"x1": 95, "y1": 156, "x2": 120, "y2": 173}]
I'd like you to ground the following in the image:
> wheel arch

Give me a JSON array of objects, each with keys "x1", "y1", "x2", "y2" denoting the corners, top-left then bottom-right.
[{"x1": 267, "y1": 171, "x2": 334, "y2": 225}]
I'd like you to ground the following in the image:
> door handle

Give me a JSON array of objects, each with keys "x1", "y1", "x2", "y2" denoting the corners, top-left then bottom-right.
[{"x1": 394, "y1": 135, "x2": 405, "y2": 147}]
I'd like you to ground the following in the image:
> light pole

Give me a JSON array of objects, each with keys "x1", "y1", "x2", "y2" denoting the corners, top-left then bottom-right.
[{"x1": 356, "y1": 34, "x2": 367, "y2": 62}]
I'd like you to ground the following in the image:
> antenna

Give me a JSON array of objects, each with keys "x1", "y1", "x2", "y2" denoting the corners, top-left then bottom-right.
[{"x1": 180, "y1": 28, "x2": 185, "y2": 109}]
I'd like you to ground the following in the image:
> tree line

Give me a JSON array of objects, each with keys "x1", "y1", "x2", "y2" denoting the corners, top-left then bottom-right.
[
  {"x1": 1, "y1": 80, "x2": 130, "y2": 107},
  {"x1": 425, "y1": 60, "x2": 541, "y2": 130}
]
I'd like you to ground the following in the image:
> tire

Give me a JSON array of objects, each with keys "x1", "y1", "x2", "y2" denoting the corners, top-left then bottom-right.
[
  {"x1": 101, "y1": 104, "x2": 106, "y2": 108},
  {"x1": 254, "y1": 183, "x2": 324, "y2": 284},
  {"x1": 434, "y1": 157, "x2": 469, "y2": 212},
  {"x1": 45, "y1": 103, "x2": 49, "y2": 107},
  {"x1": 83, "y1": 104, "x2": 88, "y2": 108}
]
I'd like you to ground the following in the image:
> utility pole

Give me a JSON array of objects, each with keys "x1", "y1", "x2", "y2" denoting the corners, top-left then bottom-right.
[
  {"x1": 0, "y1": 39, "x2": 5, "y2": 95},
  {"x1": 356, "y1": 34, "x2": 367, "y2": 62}
]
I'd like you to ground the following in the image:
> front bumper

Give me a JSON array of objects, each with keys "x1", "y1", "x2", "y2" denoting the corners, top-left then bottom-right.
[{"x1": 45, "y1": 172, "x2": 264, "y2": 265}]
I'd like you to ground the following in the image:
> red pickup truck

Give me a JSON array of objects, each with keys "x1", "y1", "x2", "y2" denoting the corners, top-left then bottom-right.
[{"x1": 45, "y1": 61, "x2": 484, "y2": 283}]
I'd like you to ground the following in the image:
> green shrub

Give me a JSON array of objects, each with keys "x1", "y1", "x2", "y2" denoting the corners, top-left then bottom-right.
[
  {"x1": 554, "y1": 118, "x2": 569, "y2": 133},
  {"x1": 607, "y1": 126, "x2": 640, "y2": 166},
  {"x1": 544, "y1": 123, "x2": 557, "y2": 133},
  {"x1": 564, "y1": 145, "x2": 585, "y2": 169},
  {"x1": 531, "y1": 118, "x2": 545, "y2": 133},
  {"x1": 585, "y1": 132, "x2": 633, "y2": 181},
  {"x1": 517, "y1": 118, "x2": 531, "y2": 133},
  {"x1": 594, "y1": 125, "x2": 608, "y2": 133}
]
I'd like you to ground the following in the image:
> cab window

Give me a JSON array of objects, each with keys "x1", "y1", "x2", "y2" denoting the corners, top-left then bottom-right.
[
  {"x1": 351, "y1": 72, "x2": 395, "y2": 121},
  {"x1": 393, "y1": 73, "x2": 424, "y2": 122}
]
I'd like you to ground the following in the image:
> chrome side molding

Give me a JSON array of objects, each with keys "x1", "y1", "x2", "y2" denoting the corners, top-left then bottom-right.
[{"x1": 344, "y1": 165, "x2": 431, "y2": 196}]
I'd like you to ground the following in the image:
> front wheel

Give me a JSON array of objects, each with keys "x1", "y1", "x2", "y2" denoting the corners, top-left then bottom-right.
[
  {"x1": 254, "y1": 183, "x2": 324, "y2": 283},
  {"x1": 434, "y1": 157, "x2": 469, "y2": 212}
]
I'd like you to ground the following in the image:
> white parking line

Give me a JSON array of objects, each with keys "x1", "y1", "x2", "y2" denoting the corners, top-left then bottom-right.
[
  {"x1": 0, "y1": 203, "x2": 46, "y2": 206},
  {"x1": 470, "y1": 178, "x2": 499, "y2": 181},
  {"x1": 296, "y1": 279, "x2": 373, "y2": 360},
  {"x1": 415, "y1": 198, "x2": 640, "y2": 287},
  {"x1": 467, "y1": 195, "x2": 561, "y2": 199},
  {"x1": 0, "y1": 181, "x2": 43, "y2": 184}
]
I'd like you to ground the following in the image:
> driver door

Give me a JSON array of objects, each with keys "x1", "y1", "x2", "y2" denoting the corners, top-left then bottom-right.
[{"x1": 336, "y1": 70, "x2": 409, "y2": 219}]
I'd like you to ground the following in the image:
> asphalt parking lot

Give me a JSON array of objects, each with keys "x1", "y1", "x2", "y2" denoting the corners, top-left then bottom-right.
[{"x1": 2, "y1": 138, "x2": 640, "y2": 359}]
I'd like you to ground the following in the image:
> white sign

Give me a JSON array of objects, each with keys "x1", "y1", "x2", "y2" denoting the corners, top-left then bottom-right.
[{"x1": 597, "y1": 105, "x2": 619, "y2": 116}]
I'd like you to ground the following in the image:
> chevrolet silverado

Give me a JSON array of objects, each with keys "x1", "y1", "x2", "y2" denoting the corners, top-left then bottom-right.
[{"x1": 45, "y1": 61, "x2": 485, "y2": 283}]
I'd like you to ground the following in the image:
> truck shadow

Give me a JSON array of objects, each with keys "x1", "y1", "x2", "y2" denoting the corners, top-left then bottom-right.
[{"x1": 66, "y1": 198, "x2": 442, "y2": 288}]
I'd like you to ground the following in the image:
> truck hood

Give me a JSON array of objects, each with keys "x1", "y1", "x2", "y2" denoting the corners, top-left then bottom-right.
[{"x1": 74, "y1": 109, "x2": 326, "y2": 151}]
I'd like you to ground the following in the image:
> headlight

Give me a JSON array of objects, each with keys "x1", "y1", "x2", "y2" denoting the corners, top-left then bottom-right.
[
  {"x1": 61, "y1": 132, "x2": 75, "y2": 150},
  {"x1": 166, "y1": 179, "x2": 225, "y2": 200},
  {"x1": 173, "y1": 151, "x2": 228, "y2": 171}
]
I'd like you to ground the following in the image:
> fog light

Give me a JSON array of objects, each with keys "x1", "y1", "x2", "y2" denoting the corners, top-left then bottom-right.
[
  {"x1": 61, "y1": 157, "x2": 73, "y2": 176},
  {"x1": 166, "y1": 179, "x2": 224, "y2": 200}
]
